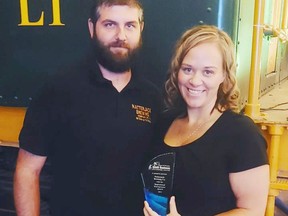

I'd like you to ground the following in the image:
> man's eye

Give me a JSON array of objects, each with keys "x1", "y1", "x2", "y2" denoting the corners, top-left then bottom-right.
[
  {"x1": 104, "y1": 23, "x2": 114, "y2": 28},
  {"x1": 126, "y1": 24, "x2": 136, "y2": 29}
]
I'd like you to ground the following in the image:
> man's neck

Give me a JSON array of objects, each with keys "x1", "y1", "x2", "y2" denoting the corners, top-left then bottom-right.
[{"x1": 98, "y1": 64, "x2": 131, "y2": 92}]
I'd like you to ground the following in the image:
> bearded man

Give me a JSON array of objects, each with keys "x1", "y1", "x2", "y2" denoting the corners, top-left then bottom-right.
[{"x1": 14, "y1": 1, "x2": 162, "y2": 215}]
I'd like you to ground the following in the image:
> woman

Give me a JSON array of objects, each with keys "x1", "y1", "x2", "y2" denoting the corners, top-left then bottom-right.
[{"x1": 143, "y1": 25, "x2": 269, "y2": 216}]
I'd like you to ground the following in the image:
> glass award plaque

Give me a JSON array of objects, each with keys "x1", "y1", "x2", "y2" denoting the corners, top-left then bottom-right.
[{"x1": 141, "y1": 152, "x2": 175, "y2": 216}]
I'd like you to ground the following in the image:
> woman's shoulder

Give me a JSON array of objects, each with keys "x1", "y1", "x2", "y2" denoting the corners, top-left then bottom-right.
[
  {"x1": 222, "y1": 110, "x2": 255, "y2": 125},
  {"x1": 221, "y1": 110, "x2": 262, "y2": 135}
]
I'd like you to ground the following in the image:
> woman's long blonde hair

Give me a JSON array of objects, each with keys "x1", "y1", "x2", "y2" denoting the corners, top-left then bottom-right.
[{"x1": 165, "y1": 25, "x2": 240, "y2": 116}]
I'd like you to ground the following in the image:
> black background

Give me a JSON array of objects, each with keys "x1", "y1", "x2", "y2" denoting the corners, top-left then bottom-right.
[{"x1": 0, "y1": 0, "x2": 238, "y2": 107}]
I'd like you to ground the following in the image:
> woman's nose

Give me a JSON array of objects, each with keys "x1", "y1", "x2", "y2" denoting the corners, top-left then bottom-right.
[{"x1": 189, "y1": 73, "x2": 202, "y2": 85}]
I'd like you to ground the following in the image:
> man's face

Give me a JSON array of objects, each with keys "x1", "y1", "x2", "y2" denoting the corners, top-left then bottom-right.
[{"x1": 88, "y1": 5, "x2": 144, "y2": 73}]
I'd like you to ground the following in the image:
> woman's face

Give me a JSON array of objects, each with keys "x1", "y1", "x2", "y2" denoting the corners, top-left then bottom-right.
[{"x1": 177, "y1": 42, "x2": 225, "y2": 111}]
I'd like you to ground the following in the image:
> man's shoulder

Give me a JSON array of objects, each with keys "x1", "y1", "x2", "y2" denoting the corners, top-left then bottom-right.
[{"x1": 47, "y1": 60, "x2": 91, "y2": 88}]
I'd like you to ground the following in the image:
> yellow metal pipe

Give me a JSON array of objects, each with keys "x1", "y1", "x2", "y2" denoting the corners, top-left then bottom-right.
[
  {"x1": 264, "y1": 125, "x2": 285, "y2": 216},
  {"x1": 282, "y1": 0, "x2": 288, "y2": 29},
  {"x1": 268, "y1": 125, "x2": 284, "y2": 181},
  {"x1": 265, "y1": 196, "x2": 274, "y2": 216},
  {"x1": 266, "y1": 189, "x2": 280, "y2": 216},
  {"x1": 244, "y1": 0, "x2": 266, "y2": 118}
]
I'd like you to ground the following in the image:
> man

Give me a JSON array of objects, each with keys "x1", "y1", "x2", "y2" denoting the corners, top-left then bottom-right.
[{"x1": 14, "y1": 0, "x2": 161, "y2": 215}]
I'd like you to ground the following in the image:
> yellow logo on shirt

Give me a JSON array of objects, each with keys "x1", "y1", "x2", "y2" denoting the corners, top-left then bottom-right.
[{"x1": 132, "y1": 104, "x2": 152, "y2": 123}]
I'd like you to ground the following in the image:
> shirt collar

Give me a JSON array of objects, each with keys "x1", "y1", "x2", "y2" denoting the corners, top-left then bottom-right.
[{"x1": 85, "y1": 51, "x2": 143, "y2": 91}]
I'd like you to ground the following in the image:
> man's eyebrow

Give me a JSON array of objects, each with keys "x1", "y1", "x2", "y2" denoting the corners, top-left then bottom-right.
[
  {"x1": 101, "y1": 19, "x2": 117, "y2": 23},
  {"x1": 126, "y1": 20, "x2": 138, "y2": 24},
  {"x1": 126, "y1": 21, "x2": 139, "y2": 25}
]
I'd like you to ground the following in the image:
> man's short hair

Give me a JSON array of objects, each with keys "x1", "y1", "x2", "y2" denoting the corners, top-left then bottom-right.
[{"x1": 89, "y1": 0, "x2": 144, "y2": 24}]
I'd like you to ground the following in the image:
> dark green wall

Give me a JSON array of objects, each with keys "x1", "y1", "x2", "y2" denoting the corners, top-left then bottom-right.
[{"x1": 0, "y1": 0, "x2": 238, "y2": 107}]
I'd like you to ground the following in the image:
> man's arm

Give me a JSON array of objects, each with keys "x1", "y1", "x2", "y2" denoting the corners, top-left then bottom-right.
[{"x1": 14, "y1": 148, "x2": 47, "y2": 216}]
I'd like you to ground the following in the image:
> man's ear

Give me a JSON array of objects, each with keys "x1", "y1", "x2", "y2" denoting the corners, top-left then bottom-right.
[{"x1": 88, "y1": 18, "x2": 94, "y2": 39}]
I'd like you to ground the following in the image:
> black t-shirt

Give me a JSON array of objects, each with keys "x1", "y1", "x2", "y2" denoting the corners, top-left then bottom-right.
[
  {"x1": 19, "y1": 53, "x2": 162, "y2": 216},
  {"x1": 148, "y1": 110, "x2": 268, "y2": 216}
]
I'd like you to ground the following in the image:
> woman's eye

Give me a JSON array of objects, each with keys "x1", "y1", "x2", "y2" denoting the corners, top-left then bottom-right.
[
  {"x1": 181, "y1": 67, "x2": 192, "y2": 73},
  {"x1": 203, "y1": 70, "x2": 214, "y2": 76}
]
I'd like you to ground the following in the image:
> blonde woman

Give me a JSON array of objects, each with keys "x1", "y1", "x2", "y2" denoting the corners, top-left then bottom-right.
[{"x1": 144, "y1": 25, "x2": 269, "y2": 216}]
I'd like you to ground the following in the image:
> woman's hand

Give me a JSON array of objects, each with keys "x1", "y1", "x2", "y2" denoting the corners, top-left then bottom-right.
[{"x1": 143, "y1": 196, "x2": 181, "y2": 216}]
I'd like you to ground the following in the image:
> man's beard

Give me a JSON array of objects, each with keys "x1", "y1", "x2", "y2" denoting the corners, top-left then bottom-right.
[{"x1": 92, "y1": 35, "x2": 142, "y2": 73}]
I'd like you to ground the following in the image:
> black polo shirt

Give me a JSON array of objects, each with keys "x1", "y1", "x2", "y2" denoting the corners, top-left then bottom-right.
[{"x1": 19, "y1": 53, "x2": 162, "y2": 216}]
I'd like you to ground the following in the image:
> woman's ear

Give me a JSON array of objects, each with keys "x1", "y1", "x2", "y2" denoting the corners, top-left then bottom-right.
[
  {"x1": 140, "y1": 22, "x2": 144, "y2": 32},
  {"x1": 221, "y1": 71, "x2": 227, "y2": 83}
]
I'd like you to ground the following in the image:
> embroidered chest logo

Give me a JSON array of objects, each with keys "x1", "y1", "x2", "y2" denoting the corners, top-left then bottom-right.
[{"x1": 132, "y1": 104, "x2": 152, "y2": 123}]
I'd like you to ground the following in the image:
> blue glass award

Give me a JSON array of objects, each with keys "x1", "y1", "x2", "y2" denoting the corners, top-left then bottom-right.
[{"x1": 141, "y1": 152, "x2": 175, "y2": 216}]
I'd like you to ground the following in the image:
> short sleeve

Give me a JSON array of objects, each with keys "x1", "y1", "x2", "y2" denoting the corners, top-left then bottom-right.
[
  {"x1": 227, "y1": 115, "x2": 268, "y2": 172},
  {"x1": 19, "y1": 81, "x2": 60, "y2": 156}
]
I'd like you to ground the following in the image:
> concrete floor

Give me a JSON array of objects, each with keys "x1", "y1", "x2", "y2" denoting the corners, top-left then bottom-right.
[{"x1": 257, "y1": 79, "x2": 288, "y2": 123}]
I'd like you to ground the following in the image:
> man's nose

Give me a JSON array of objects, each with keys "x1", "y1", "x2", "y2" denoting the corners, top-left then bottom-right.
[{"x1": 116, "y1": 27, "x2": 127, "y2": 41}]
